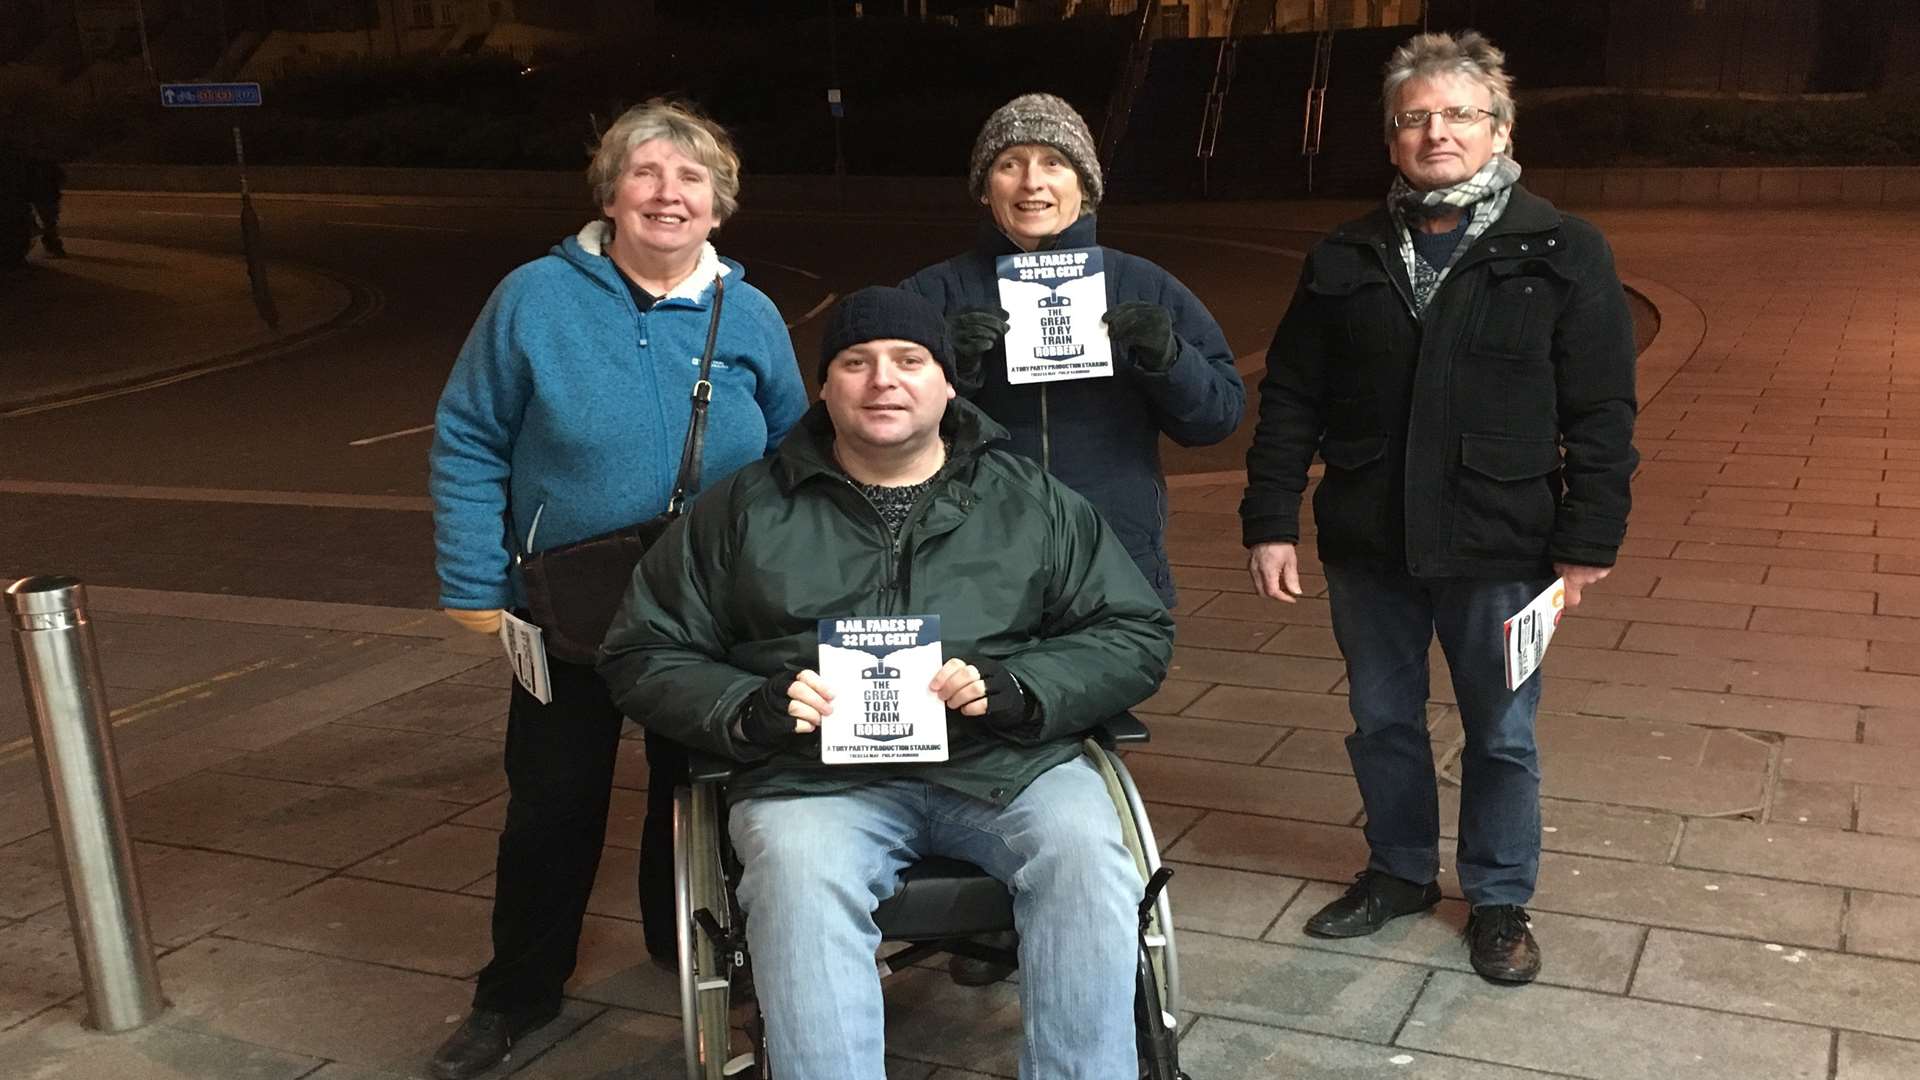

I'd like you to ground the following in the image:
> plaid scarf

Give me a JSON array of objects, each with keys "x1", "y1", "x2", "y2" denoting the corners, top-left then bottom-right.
[{"x1": 1387, "y1": 153, "x2": 1521, "y2": 316}]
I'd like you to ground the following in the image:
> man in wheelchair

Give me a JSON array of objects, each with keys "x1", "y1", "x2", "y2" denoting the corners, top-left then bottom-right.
[{"x1": 600, "y1": 287, "x2": 1176, "y2": 1079}]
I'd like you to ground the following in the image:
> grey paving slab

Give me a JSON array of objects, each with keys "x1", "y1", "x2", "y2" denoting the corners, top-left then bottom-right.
[
  {"x1": 1125, "y1": 713, "x2": 1287, "y2": 764},
  {"x1": 222, "y1": 877, "x2": 493, "y2": 977},
  {"x1": 1781, "y1": 737, "x2": 1920, "y2": 789},
  {"x1": 0, "y1": 919, "x2": 81, "y2": 1028},
  {"x1": 219, "y1": 724, "x2": 506, "y2": 805},
  {"x1": 348, "y1": 822, "x2": 498, "y2": 892},
  {"x1": 1178, "y1": 1016, "x2": 1568, "y2": 1080},
  {"x1": 1399, "y1": 971, "x2": 1832, "y2": 1080},
  {"x1": 1837, "y1": 1032, "x2": 1920, "y2": 1080},
  {"x1": 1166, "y1": 811, "x2": 1368, "y2": 883},
  {"x1": 0, "y1": 832, "x2": 66, "y2": 919},
  {"x1": 448, "y1": 657, "x2": 512, "y2": 689},
  {"x1": 0, "y1": 774, "x2": 50, "y2": 847},
  {"x1": 334, "y1": 679, "x2": 507, "y2": 735},
  {"x1": 1137, "y1": 677, "x2": 1211, "y2": 715},
  {"x1": 1843, "y1": 889, "x2": 1920, "y2": 963},
  {"x1": 566, "y1": 944, "x2": 682, "y2": 1017},
  {"x1": 185, "y1": 647, "x2": 493, "y2": 752},
  {"x1": 1531, "y1": 851, "x2": 1846, "y2": 948},
  {"x1": 0, "y1": 1002, "x2": 321, "y2": 1080},
  {"x1": 1273, "y1": 882, "x2": 1646, "y2": 994},
  {"x1": 50, "y1": 843, "x2": 331, "y2": 948},
  {"x1": 1263, "y1": 727, "x2": 1351, "y2": 774},
  {"x1": 1177, "y1": 930, "x2": 1430, "y2": 1042},
  {"x1": 1858, "y1": 783, "x2": 1920, "y2": 838},
  {"x1": 155, "y1": 937, "x2": 474, "y2": 1072},
  {"x1": 501, "y1": 1004, "x2": 690, "y2": 1078},
  {"x1": 1534, "y1": 712, "x2": 1714, "y2": 762},
  {"x1": 1439, "y1": 792, "x2": 1684, "y2": 864},
  {"x1": 1678, "y1": 817, "x2": 1920, "y2": 895},
  {"x1": 1581, "y1": 684, "x2": 1861, "y2": 741},
  {"x1": 127, "y1": 771, "x2": 458, "y2": 868},
  {"x1": 1181, "y1": 685, "x2": 1356, "y2": 731},
  {"x1": 1771, "y1": 778, "x2": 1856, "y2": 828},
  {"x1": 1160, "y1": 862, "x2": 1303, "y2": 939},
  {"x1": 1634, "y1": 927, "x2": 1920, "y2": 1041},
  {"x1": 1175, "y1": 614, "x2": 1281, "y2": 652},
  {"x1": 1167, "y1": 645, "x2": 1346, "y2": 693},
  {"x1": 1122, "y1": 755, "x2": 1364, "y2": 823},
  {"x1": 1533, "y1": 749, "x2": 1766, "y2": 817}
]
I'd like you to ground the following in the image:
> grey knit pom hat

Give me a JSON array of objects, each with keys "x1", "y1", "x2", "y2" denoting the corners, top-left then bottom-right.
[{"x1": 967, "y1": 93, "x2": 1104, "y2": 210}]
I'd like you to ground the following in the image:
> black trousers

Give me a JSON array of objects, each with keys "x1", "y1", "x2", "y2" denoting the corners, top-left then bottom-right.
[{"x1": 472, "y1": 658, "x2": 685, "y2": 1019}]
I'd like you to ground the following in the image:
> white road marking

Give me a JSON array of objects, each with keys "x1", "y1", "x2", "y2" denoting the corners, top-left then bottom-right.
[
  {"x1": 350, "y1": 423, "x2": 436, "y2": 447},
  {"x1": 0, "y1": 479, "x2": 430, "y2": 512},
  {"x1": 753, "y1": 257, "x2": 824, "y2": 281},
  {"x1": 788, "y1": 291, "x2": 838, "y2": 329}
]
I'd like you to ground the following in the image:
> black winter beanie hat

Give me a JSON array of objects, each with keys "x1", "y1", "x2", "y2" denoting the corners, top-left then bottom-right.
[{"x1": 816, "y1": 286, "x2": 956, "y2": 385}]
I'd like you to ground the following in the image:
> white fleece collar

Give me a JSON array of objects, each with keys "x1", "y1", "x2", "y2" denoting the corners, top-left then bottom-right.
[{"x1": 577, "y1": 220, "x2": 730, "y2": 302}]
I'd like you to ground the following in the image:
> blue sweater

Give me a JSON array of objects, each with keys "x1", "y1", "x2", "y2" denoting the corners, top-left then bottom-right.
[{"x1": 431, "y1": 226, "x2": 808, "y2": 610}]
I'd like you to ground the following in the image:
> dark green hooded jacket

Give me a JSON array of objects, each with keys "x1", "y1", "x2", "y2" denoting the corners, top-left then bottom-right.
[{"x1": 597, "y1": 397, "x2": 1174, "y2": 806}]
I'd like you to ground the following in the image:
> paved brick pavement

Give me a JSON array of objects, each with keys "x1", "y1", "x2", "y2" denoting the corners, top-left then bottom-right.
[{"x1": 4, "y1": 205, "x2": 1920, "y2": 1078}]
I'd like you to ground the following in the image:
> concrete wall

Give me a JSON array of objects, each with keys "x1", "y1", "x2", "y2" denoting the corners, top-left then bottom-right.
[{"x1": 64, "y1": 162, "x2": 1920, "y2": 210}]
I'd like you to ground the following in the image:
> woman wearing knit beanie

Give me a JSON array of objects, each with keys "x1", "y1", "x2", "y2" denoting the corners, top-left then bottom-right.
[
  {"x1": 899, "y1": 91, "x2": 1245, "y2": 988},
  {"x1": 901, "y1": 92, "x2": 1245, "y2": 607}
]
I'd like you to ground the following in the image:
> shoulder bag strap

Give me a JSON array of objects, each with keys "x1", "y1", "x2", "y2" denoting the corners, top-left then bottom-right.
[{"x1": 665, "y1": 273, "x2": 727, "y2": 515}]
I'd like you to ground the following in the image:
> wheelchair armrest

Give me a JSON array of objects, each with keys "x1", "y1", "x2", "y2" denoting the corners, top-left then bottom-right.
[
  {"x1": 686, "y1": 749, "x2": 738, "y2": 785},
  {"x1": 1091, "y1": 711, "x2": 1150, "y2": 749}
]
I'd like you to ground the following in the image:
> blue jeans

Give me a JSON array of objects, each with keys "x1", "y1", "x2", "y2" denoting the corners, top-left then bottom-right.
[
  {"x1": 729, "y1": 757, "x2": 1140, "y2": 1080},
  {"x1": 1324, "y1": 563, "x2": 1550, "y2": 906}
]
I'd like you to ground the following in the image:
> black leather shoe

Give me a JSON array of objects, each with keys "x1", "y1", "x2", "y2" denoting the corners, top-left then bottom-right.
[
  {"x1": 1303, "y1": 870, "x2": 1442, "y2": 939},
  {"x1": 1467, "y1": 904, "x2": 1541, "y2": 984},
  {"x1": 429, "y1": 1007, "x2": 557, "y2": 1080}
]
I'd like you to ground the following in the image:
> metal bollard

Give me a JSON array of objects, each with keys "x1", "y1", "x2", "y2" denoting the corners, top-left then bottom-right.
[{"x1": 6, "y1": 576, "x2": 166, "y2": 1032}]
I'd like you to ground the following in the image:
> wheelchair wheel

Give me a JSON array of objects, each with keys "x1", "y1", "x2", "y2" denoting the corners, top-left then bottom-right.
[
  {"x1": 674, "y1": 784, "x2": 735, "y2": 1080},
  {"x1": 1089, "y1": 744, "x2": 1181, "y2": 1020}
]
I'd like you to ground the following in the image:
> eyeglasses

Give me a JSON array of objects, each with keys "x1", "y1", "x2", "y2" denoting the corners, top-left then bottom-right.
[{"x1": 1390, "y1": 105, "x2": 1496, "y2": 130}]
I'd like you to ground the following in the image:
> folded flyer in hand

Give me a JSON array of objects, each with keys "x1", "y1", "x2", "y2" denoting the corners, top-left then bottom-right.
[
  {"x1": 817, "y1": 615, "x2": 947, "y2": 764},
  {"x1": 1502, "y1": 578, "x2": 1566, "y2": 692}
]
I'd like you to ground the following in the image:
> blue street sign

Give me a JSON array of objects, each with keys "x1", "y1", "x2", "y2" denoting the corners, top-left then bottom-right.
[{"x1": 159, "y1": 82, "x2": 263, "y2": 108}]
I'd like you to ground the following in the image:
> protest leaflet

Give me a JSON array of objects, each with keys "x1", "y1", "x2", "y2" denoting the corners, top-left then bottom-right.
[
  {"x1": 816, "y1": 615, "x2": 948, "y2": 764},
  {"x1": 498, "y1": 610, "x2": 553, "y2": 705},
  {"x1": 1502, "y1": 578, "x2": 1567, "y2": 691},
  {"x1": 994, "y1": 245, "x2": 1112, "y2": 385}
]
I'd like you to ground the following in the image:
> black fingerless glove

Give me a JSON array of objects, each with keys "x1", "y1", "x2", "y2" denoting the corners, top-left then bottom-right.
[
  {"x1": 963, "y1": 657, "x2": 1033, "y2": 736},
  {"x1": 738, "y1": 671, "x2": 809, "y2": 750},
  {"x1": 1103, "y1": 301, "x2": 1178, "y2": 373},
  {"x1": 947, "y1": 307, "x2": 1010, "y2": 394}
]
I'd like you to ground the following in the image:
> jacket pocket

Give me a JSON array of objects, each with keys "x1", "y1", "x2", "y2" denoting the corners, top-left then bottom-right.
[
  {"x1": 1308, "y1": 263, "x2": 1404, "y2": 361},
  {"x1": 1451, "y1": 433, "x2": 1560, "y2": 560},
  {"x1": 1312, "y1": 434, "x2": 1393, "y2": 557},
  {"x1": 1474, "y1": 258, "x2": 1566, "y2": 360}
]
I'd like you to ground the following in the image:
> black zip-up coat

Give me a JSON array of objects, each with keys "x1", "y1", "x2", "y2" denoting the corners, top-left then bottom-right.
[
  {"x1": 1241, "y1": 187, "x2": 1638, "y2": 578},
  {"x1": 902, "y1": 215, "x2": 1246, "y2": 603}
]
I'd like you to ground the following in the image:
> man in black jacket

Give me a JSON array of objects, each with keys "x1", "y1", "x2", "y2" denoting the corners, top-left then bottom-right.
[
  {"x1": 600, "y1": 288, "x2": 1174, "y2": 1079},
  {"x1": 1240, "y1": 32, "x2": 1637, "y2": 985}
]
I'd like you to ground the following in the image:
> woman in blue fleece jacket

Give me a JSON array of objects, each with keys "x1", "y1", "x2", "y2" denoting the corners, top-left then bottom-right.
[{"x1": 426, "y1": 100, "x2": 806, "y2": 1080}]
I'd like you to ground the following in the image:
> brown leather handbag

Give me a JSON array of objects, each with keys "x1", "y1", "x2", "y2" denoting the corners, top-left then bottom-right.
[{"x1": 515, "y1": 274, "x2": 726, "y2": 665}]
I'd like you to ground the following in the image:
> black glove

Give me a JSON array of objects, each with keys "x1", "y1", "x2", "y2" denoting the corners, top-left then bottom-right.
[
  {"x1": 947, "y1": 307, "x2": 1009, "y2": 394},
  {"x1": 737, "y1": 671, "x2": 812, "y2": 750},
  {"x1": 951, "y1": 657, "x2": 1031, "y2": 735},
  {"x1": 1103, "y1": 301, "x2": 1177, "y2": 373}
]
